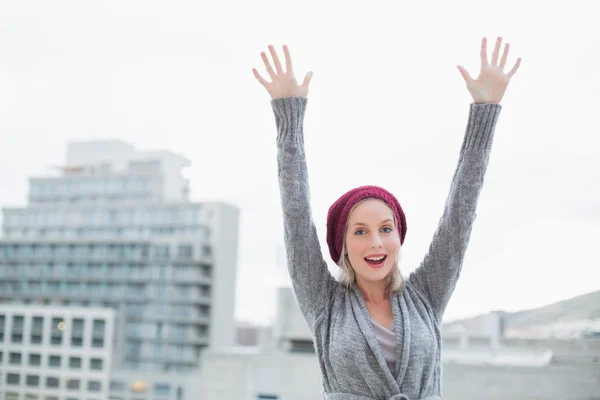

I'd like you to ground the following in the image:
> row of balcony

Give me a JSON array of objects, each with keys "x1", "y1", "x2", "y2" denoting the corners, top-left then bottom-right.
[
  {"x1": 0, "y1": 291, "x2": 212, "y2": 305},
  {"x1": 0, "y1": 270, "x2": 212, "y2": 285},
  {"x1": 0, "y1": 252, "x2": 212, "y2": 264}
]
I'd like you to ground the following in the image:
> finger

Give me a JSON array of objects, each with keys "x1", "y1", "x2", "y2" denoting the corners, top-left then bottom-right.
[
  {"x1": 491, "y1": 36, "x2": 502, "y2": 66},
  {"x1": 301, "y1": 71, "x2": 313, "y2": 88},
  {"x1": 499, "y1": 43, "x2": 510, "y2": 70},
  {"x1": 268, "y1": 45, "x2": 284, "y2": 74},
  {"x1": 457, "y1": 65, "x2": 473, "y2": 84},
  {"x1": 261, "y1": 51, "x2": 276, "y2": 78},
  {"x1": 283, "y1": 44, "x2": 293, "y2": 74},
  {"x1": 507, "y1": 57, "x2": 522, "y2": 78},
  {"x1": 480, "y1": 37, "x2": 489, "y2": 67},
  {"x1": 252, "y1": 68, "x2": 269, "y2": 86}
]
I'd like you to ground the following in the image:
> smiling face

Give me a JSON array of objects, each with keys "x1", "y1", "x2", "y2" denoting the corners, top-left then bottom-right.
[{"x1": 344, "y1": 198, "x2": 401, "y2": 287}]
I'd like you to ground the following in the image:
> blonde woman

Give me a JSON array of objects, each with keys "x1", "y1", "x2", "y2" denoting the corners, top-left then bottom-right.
[{"x1": 253, "y1": 37, "x2": 521, "y2": 400}]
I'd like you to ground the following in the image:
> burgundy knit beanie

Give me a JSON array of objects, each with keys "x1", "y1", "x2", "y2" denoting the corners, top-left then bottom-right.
[{"x1": 326, "y1": 185, "x2": 407, "y2": 265}]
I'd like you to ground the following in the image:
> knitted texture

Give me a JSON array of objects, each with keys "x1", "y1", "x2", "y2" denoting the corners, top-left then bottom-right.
[
  {"x1": 326, "y1": 185, "x2": 407, "y2": 264},
  {"x1": 272, "y1": 96, "x2": 501, "y2": 399}
]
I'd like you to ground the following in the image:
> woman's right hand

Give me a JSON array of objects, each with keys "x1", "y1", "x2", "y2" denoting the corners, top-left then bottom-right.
[{"x1": 252, "y1": 44, "x2": 313, "y2": 100}]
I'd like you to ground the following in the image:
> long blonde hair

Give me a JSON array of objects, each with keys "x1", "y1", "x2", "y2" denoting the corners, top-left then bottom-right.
[{"x1": 336, "y1": 199, "x2": 404, "y2": 294}]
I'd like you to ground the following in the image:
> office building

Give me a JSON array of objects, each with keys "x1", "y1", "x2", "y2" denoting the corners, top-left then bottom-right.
[
  {"x1": 0, "y1": 305, "x2": 114, "y2": 400},
  {"x1": 0, "y1": 140, "x2": 240, "y2": 376}
]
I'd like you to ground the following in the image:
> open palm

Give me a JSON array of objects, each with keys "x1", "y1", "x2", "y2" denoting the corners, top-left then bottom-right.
[
  {"x1": 458, "y1": 37, "x2": 522, "y2": 104},
  {"x1": 253, "y1": 45, "x2": 313, "y2": 100}
]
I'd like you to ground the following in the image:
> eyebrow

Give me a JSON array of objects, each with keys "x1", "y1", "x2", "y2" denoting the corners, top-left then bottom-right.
[{"x1": 352, "y1": 219, "x2": 393, "y2": 227}]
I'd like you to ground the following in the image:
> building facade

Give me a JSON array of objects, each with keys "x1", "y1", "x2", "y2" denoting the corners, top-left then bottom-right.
[
  {"x1": 0, "y1": 140, "x2": 240, "y2": 377},
  {"x1": 0, "y1": 305, "x2": 114, "y2": 400}
]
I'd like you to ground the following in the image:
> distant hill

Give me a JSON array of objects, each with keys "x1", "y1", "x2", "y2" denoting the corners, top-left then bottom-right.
[
  {"x1": 505, "y1": 290, "x2": 600, "y2": 329},
  {"x1": 444, "y1": 290, "x2": 600, "y2": 332}
]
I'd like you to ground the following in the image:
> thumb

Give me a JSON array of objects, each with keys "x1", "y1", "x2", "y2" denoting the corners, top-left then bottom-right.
[
  {"x1": 301, "y1": 71, "x2": 313, "y2": 88},
  {"x1": 456, "y1": 65, "x2": 473, "y2": 84}
]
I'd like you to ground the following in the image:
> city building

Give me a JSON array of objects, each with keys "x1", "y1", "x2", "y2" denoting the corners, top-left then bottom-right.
[
  {"x1": 0, "y1": 305, "x2": 115, "y2": 400},
  {"x1": 198, "y1": 286, "x2": 321, "y2": 400},
  {"x1": 0, "y1": 140, "x2": 240, "y2": 397}
]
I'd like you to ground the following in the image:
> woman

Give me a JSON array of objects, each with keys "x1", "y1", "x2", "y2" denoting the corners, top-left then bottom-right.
[{"x1": 252, "y1": 37, "x2": 521, "y2": 400}]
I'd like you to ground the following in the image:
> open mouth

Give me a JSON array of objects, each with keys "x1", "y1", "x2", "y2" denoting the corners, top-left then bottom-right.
[{"x1": 364, "y1": 255, "x2": 387, "y2": 269}]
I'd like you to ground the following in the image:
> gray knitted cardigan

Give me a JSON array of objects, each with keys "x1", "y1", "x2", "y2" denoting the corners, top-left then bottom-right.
[{"x1": 272, "y1": 96, "x2": 501, "y2": 400}]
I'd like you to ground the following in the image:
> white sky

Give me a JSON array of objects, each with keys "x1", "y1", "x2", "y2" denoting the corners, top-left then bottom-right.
[{"x1": 0, "y1": 0, "x2": 598, "y2": 325}]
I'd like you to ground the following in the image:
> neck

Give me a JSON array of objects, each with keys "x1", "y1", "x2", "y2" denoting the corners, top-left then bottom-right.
[{"x1": 356, "y1": 277, "x2": 389, "y2": 303}]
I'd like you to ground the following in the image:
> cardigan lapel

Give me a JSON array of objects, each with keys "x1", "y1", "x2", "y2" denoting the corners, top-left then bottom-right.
[
  {"x1": 393, "y1": 290, "x2": 411, "y2": 384},
  {"x1": 350, "y1": 284, "x2": 400, "y2": 393}
]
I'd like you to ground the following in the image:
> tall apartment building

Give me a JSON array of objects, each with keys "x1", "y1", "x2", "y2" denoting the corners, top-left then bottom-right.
[{"x1": 0, "y1": 140, "x2": 240, "y2": 374}]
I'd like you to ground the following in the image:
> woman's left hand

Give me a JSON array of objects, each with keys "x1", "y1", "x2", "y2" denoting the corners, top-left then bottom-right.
[{"x1": 457, "y1": 36, "x2": 521, "y2": 104}]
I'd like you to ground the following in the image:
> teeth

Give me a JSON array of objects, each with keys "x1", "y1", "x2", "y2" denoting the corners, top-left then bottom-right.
[{"x1": 366, "y1": 256, "x2": 385, "y2": 261}]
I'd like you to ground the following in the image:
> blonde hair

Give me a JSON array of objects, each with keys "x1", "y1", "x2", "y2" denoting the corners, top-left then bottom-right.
[{"x1": 336, "y1": 199, "x2": 404, "y2": 294}]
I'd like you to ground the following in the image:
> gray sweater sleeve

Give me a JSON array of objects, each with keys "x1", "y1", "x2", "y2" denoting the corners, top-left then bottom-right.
[
  {"x1": 409, "y1": 103, "x2": 502, "y2": 322},
  {"x1": 272, "y1": 96, "x2": 338, "y2": 327}
]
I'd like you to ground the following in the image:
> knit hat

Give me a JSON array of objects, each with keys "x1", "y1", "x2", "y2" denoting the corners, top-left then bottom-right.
[{"x1": 326, "y1": 185, "x2": 407, "y2": 265}]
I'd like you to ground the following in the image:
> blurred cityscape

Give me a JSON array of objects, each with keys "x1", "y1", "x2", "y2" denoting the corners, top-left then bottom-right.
[{"x1": 0, "y1": 140, "x2": 598, "y2": 400}]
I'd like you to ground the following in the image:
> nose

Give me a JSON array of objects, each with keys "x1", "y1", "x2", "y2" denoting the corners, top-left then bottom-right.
[{"x1": 371, "y1": 234, "x2": 383, "y2": 249}]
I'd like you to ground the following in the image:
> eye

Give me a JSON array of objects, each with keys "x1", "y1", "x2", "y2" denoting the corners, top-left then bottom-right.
[
  {"x1": 354, "y1": 229, "x2": 366, "y2": 235},
  {"x1": 382, "y1": 226, "x2": 393, "y2": 233}
]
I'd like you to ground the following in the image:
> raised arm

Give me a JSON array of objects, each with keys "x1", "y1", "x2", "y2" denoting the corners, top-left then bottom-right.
[
  {"x1": 409, "y1": 37, "x2": 522, "y2": 322},
  {"x1": 253, "y1": 45, "x2": 338, "y2": 328}
]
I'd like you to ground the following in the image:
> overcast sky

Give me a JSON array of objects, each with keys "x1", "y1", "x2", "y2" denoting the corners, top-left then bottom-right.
[{"x1": 0, "y1": 0, "x2": 598, "y2": 325}]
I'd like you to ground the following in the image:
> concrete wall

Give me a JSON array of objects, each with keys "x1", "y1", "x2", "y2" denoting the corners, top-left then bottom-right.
[
  {"x1": 442, "y1": 363, "x2": 600, "y2": 400},
  {"x1": 206, "y1": 202, "x2": 240, "y2": 349}
]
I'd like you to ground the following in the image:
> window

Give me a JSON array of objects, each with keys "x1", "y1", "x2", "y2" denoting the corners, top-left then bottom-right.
[
  {"x1": 197, "y1": 325, "x2": 208, "y2": 337},
  {"x1": 66, "y1": 379, "x2": 80, "y2": 390},
  {"x1": 92, "y1": 319, "x2": 105, "y2": 348},
  {"x1": 69, "y1": 356, "x2": 82, "y2": 369},
  {"x1": 201, "y1": 244, "x2": 212, "y2": 258},
  {"x1": 0, "y1": 314, "x2": 5, "y2": 341},
  {"x1": 26, "y1": 374, "x2": 39, "y2": 387},
  {"x1": 46, "y1": 376, "x2": 59, "y2": 388},
  {"x1": 130, "y1": 380, "x2": 149, "y2": 393},
  {"x1": 154, "y1": 383, "x2": 170, "y2": 396},
  {"x1": 9, "y1": 352, "x2": 22, "y2": 365},
  {"x1": 172, "y1": 324, "x2": 187, "y2": 340},
  {"x1": 51, "y1": 317, "x2": 64, "y2": 345},
  {"x1": 88, "y1": 380, "x2": 102, "y2": 392},
  {"x1": 201, "y1": 285, "x2": 211, "y2": 297},
  {"x1": 31, "y1": 316, "x2": 44, "y2": 344},
  {"x1": 71, "y1": 318, "x2": 84, "y2": 347},
  {"x1": 177, "y1": 244, "x2": 193, "y2": 259},
  {"x1": 7, "y1": 373, "x2": 20, "y2": 385},
  {"x1": 11, "y1": 315, "x2": 24, "y2": 343},
  {"x1": 110, "y1": 381, "x2": 125, "y2": 391},
  {"x1": 28, "y1": 353, "x2": 41, "y2": 366},
  {"x1": 48, "y1": 355, "x2": 61, "y2": 367},
  {"x1": 154, "y1": 244, "x2": 170, "y2": 259},
  {"x1": 90, "y1": 358, "x2": 103, "y2": 370}
]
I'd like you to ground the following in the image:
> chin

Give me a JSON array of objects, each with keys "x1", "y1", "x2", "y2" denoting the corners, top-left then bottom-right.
[{"x1": 358, "y1": 265, "x2": 393, "y2": 282}]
